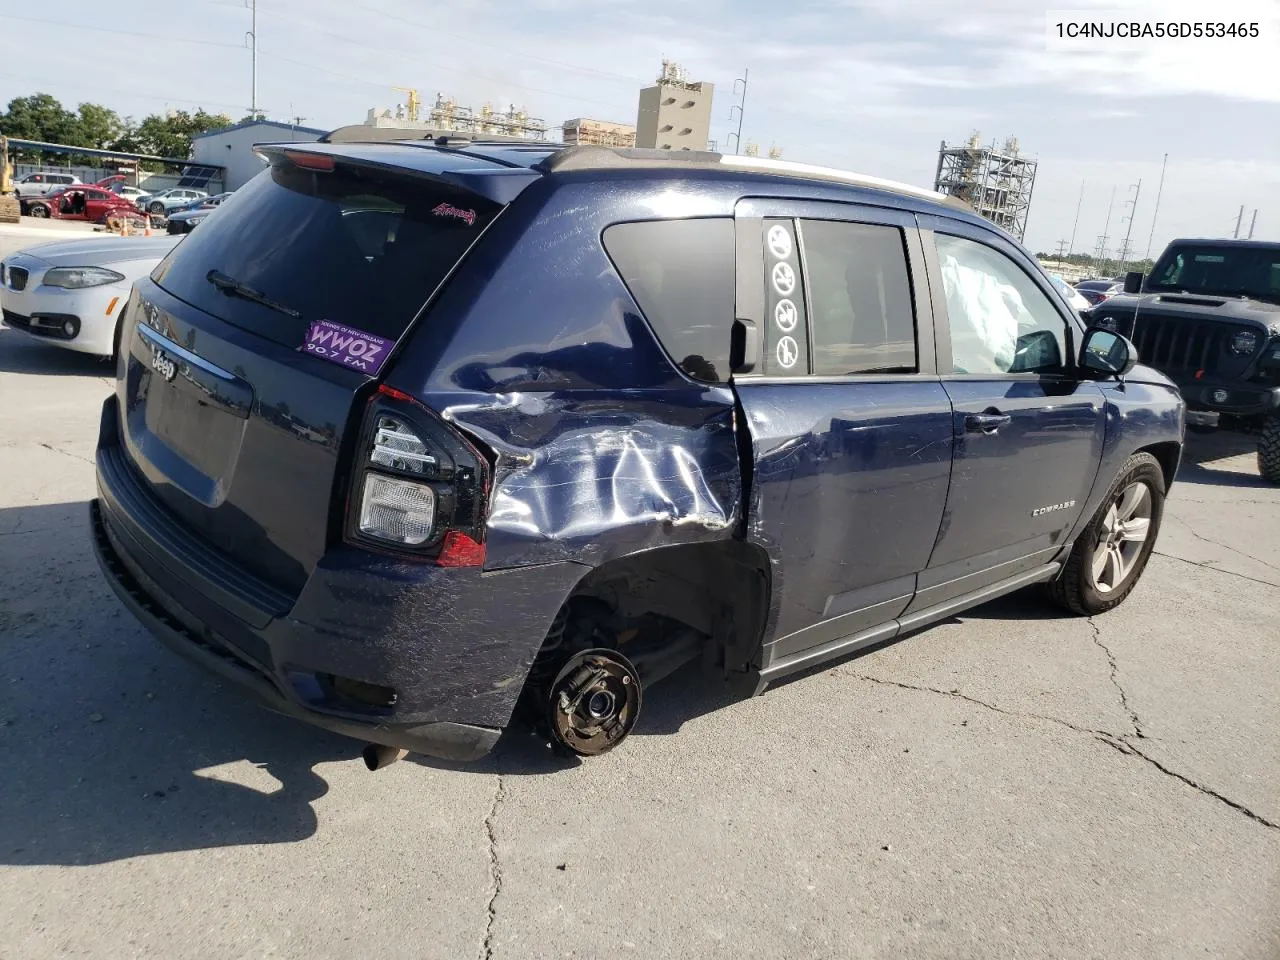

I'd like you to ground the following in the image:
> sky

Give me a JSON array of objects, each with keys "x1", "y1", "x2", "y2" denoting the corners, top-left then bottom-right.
[{"x1": 3, "y1": 0, "x2": 1279, "y2": 255}]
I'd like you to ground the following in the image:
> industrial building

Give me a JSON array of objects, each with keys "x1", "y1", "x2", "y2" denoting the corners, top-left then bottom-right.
[
  {"x1": 562, "y1": 118, "x2": 637, "y2": 148},
  {"x1": 934, "y1": 133, "x2": 1038, "y2": 242},
  {"x1": 364, "y1": 91, "x2": 549, "y2": 141},
  {"x1": 635, "y1": 61, "x2": 714, "y2": 151},
  {"x1": 191, "y1": 119, "x2": 326, "y2": 191}
]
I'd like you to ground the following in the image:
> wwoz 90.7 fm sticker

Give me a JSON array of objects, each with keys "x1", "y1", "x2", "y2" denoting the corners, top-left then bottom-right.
[{"x1": 301, "y1": 319, "x2": 392, "y2": 375}]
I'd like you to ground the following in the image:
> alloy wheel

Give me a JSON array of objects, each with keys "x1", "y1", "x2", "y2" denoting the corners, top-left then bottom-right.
[{"x1": 1090, "y1": 481, "x2": 1152, "y2": 593}]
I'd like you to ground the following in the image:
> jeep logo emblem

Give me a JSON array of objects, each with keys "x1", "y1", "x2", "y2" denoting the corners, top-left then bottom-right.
[{"x1": 150, "y1": 344, "x2": 176, "y2": 382}]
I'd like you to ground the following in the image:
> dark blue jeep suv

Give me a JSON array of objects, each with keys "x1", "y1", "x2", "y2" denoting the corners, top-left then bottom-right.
[{"x1": 91, "y1": 139, "x2": 1185, "y2": 765}]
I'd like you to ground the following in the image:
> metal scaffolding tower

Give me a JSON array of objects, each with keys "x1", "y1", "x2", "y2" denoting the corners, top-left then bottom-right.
[{"x1": 934, "y1": 132, "x2": 1039, "y2": 242}]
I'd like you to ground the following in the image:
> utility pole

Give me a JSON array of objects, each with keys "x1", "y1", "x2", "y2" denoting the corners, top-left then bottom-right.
[
  {"x1": 288, "y1": 104, "x2": 307, "y2": 139},
  {"x1": 1145, "y1": 152, "x2": 1167, "y2": 258},
  {"x1": 1119, "y1": 179, "x2": 1141, "y2": 268},
  {"x1": 1096, "y1": 186, "x2": 1116, "y2": 276},
  {"x1": 1054, "y1": 239, "x2": 1069, "y2": 260},
  {"x1": 245, "y1": 0, "x2": 258, "y2": 118},
  {"x1": 1068, "y1": 180, "x2": 1085, "y2": 255},
  {"x1": 1234, "y1": 204, "x2": 1244, "y2": 239},
  {"x1": 727, "y1": 68, "x2": 748, "y2": 154},
  {"x1": 1248, "y1": 209, "x2": 1259, "y2": 239}
]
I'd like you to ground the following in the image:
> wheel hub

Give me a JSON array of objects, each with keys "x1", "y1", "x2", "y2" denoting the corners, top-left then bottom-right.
[{"x1": 545, "y1": 648, "x2": 642, "y2": 757}]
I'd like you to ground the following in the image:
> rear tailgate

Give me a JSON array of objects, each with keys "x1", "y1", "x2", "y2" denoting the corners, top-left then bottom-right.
[{"x1": 109, "y1": 145, "x2": 528, "y2": 596}]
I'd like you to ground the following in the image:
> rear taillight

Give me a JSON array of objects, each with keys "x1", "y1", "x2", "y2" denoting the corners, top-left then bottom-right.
[
  {"x1": 345, "y1": 387, "x2": 490, "y2": 565},
  {"x1": 358, "y1": 473, "x2": 436, "y2": 545}
]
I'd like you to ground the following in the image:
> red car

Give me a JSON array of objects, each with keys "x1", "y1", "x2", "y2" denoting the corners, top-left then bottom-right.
[{"x1": 26, "y1": 185, "x2": 144, "y2": 223}]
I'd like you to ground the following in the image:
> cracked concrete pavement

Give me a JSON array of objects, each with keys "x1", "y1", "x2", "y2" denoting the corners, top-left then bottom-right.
[{"x1": 1, "y1": 303, "x2": 1278, "y2": 958}]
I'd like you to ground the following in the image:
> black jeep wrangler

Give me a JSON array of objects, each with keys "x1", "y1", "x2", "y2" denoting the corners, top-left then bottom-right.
[{"x1": 1090, "y1": 239, "x2": 1280, "y2": 482}]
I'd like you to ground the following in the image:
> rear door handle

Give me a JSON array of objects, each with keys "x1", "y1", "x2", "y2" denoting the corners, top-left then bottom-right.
[{"x1": 964, "y1": 411, "x2": 1012, "y2": 434}]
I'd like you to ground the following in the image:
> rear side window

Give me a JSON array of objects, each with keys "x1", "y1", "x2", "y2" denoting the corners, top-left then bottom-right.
[
  {"x1": 799, "y1": 220, "x2": 917, "y2": 375},
  {"x1": 603, "y1": 218, "x2": 736, "y2": 383},
  {"x1": 150, "y1": 159, "x2": 502, "y2": 348}
]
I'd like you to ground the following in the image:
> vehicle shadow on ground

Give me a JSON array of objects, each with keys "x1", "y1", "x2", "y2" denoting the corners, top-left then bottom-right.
[
  {"x1": 1175, "y1": 430, "x2": 1271, "y2": 488},
  {"x1": 0, "y1": 497, "x2": 1121, "y2": 863},
  {"x1": 0, "y1": 501, "x2": 364, "y2": 867},
  {"x1": 0, "y1": 499, "x2": 769, "y2": 862},
  {"x1": 0, "y1": 331, "x2": 111, "y2": 377}
]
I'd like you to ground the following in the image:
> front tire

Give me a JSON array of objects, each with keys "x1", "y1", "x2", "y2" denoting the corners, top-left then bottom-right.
[
  {"x1": 1259, "y1": 415, "x2": 1280, "y2": 485},
  {"x1": 149, "y1": 202, "x2": 164, "y2": 215},
  {"x1": 29, "y1": 204, "x2": 49, "y2": 218},
  {"x1": 1050, "y1": 452, "x2": 1165, "y2": 615}
]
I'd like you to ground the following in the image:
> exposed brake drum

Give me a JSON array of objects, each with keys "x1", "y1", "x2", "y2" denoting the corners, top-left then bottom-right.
[{"x1": 544, "y1": 648, "x2": 642, "y2": 757}]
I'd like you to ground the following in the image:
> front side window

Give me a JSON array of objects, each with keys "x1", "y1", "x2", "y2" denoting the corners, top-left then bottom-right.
[
  {"x1": 934, "y1": 233, "x2": 1068, "y2": 375},
  {"x1": 799, "y1": 220, "x2": 917, "y2": 375}
]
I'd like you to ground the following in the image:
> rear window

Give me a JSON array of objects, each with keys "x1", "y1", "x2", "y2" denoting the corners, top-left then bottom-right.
[
  {"x1": 150, "y1": 158, "x2": 502, "y2": 348},
  {"x1": 602, "y1": 218, "x2": 736, "y2": 383},
  {"x1": 800, "y1": 219, "x2": 917, "y2": 375}
]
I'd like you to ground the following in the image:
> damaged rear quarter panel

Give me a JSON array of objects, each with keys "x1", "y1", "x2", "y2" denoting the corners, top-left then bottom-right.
[
  {"x1": 384, "y1": 175, "x2": 746, "y2": 572},
  {"x1": 441, "y1": 389, "x2": 743, "y2": 568}
]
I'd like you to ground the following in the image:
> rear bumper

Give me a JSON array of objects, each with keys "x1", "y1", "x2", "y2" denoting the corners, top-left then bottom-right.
[
  {"x1": 92, "y1": 396, "x2": 587, "y2": 761},
  {"x1": 92, "y1": 500, "x2": 502, "y2": 762}
]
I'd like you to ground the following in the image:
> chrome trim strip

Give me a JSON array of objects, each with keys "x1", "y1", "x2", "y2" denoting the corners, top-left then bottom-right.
[{"x1": 137, "y1": 323, "x2": 235, "y2": 382}]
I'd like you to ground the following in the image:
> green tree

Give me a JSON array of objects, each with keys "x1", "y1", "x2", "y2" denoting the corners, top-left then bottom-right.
[
  {"x1": 75, "y1": 103, "x2": 125, "y2": 150},
  {"x1": 126, "y1": 109, "x2": 232, "y2": 158},
  {"x1": 0, "y1": 93, "x2": 80, "y2": 145}
]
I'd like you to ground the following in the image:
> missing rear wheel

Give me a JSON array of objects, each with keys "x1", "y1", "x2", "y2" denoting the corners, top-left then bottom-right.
[{"x1": 544, "y1": 648, "x2": 642, "y2": 757}]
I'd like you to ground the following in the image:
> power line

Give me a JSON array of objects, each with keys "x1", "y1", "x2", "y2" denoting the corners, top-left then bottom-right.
[
  {"x1": 4, "y1": 14, "x2": 245, "y2": 49},
  {"x1": 0, "y1": 70, "x2": 246, "y2": 113}
]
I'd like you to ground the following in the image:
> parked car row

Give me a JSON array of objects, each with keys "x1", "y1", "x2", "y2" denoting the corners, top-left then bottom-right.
[
  {"x1": 11, "y1": 172, "x2": 229, "y2": 226},
  {"x1": 136, "y1": 188, "x2": 210, "y2": 216}
]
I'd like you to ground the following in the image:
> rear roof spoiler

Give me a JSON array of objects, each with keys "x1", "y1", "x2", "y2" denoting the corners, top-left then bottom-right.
[{"x1": 255, "y1": 142, "x2": 542, "y2": 205}]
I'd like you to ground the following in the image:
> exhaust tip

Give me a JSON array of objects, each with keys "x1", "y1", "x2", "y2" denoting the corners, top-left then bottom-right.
[{"x1": 362, "y1": 744, "x2": 408, "y2": 771}]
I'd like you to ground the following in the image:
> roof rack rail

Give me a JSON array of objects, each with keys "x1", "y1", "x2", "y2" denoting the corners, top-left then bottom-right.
[
  {"x1": 536, "y1": 146, "x2": 722, "y2": 173},
  {"x1": 719, "y1": 155, "x2": 946, "y2": 202}
]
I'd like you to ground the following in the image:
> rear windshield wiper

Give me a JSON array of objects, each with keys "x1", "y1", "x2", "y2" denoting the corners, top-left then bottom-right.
[{"x1": 206, "y1": 270, "x2": 301, "y2": 319}]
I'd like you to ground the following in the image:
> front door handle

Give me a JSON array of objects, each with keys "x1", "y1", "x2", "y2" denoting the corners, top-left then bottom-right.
[{"x1": 964, "y1": 411, "x2": 1012, "y2": 434}]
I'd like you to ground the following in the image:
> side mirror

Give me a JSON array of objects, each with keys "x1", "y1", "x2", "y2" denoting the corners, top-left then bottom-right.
[
  {"x1": 1010, "y1": 329, "x2": 1062, "y2": 373},
  {"x1": 1080, "y1": 327, "x2": 1138, "y2": 378},
  {"x1": 1123, "y1": 271, "x2": 1144, "y2": 294}
]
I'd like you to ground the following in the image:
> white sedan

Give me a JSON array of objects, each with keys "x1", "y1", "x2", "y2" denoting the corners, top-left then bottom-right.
[
  {"x1": 1049, "y1": 273, "x2": 1092, "y2": 315},
  {"x1": 0, "y1": 235, "x2": 181, "y2": 358}
]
